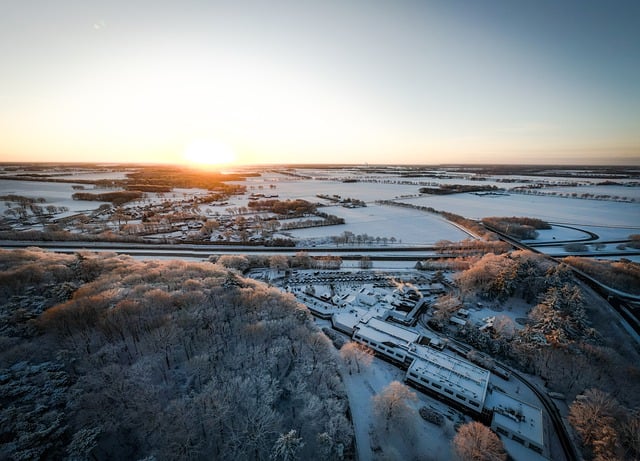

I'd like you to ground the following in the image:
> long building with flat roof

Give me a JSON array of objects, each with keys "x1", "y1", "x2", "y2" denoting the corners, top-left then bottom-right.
[
  {"x1": 406, "y1": 347, "x2": 490, "y2": 413},
  {"x1": 486, "y1": 389, "x2": 545, "y2": 455}
]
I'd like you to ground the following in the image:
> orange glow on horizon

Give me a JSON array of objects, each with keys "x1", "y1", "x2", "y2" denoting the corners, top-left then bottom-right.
[{"x1": 180, "y1": 139, "x2": 237, "y2": 169}]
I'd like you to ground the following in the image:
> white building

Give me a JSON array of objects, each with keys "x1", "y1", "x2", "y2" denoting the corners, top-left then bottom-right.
[
  {"x1": 356, "y1": 284, "x2": 378, "y2": 306},
  {"x1": 352, "y1": 317, "x2": 420, "y2": 367},
  {"x1": 405, "y1": 346, "x2": 490, "y2": 414},
  {"x1": 486, "y1": 389, "x2": 545, "y2": 455}
]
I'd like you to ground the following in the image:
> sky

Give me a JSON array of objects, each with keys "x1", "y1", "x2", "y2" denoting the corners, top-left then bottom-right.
[{"x1": 1, "y1": 0, "x2": 639, "y2": 166}]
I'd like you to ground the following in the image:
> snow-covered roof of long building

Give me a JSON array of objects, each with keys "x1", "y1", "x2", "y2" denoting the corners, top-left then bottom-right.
[
  {"x1": 408, "y1": 346, "x2": 490, "y2": 404},
  {"x1": 486, "y1": 389, "x2": 544, "y2": 449},
  {"x1": 361, "y1": 317, "x2": 420, "y2": 344}
]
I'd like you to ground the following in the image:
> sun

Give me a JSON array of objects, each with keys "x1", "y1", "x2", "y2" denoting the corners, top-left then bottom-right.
[{"x1": 182, "y1": 139, "x2": 236, "y2": 168}]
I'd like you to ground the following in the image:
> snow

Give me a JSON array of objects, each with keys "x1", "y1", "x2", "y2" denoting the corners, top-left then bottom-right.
[
  {"x1": 339, "y1": 356, "x2": 456, "y2": 461},
  {"x1": 0, "y1": 179, "x2": 109, "y2": 214},
  {"x1": 286, "y1": 203, "x2": 470, "y2": 245},
  {"x1": 403, "y1": 192, "x2": 639, "y2": 228}
]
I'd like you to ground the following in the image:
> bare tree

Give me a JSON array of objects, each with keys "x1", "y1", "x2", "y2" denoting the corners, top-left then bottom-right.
[
  {"x1": 452, "y1": 422, "x2": 506, "y2": 461},
  {"x1": 569, "y1": 388, "x2": 622, "y2": 460},
  {"x1": 340, "y1": 342, "x2": 373, "y2": 374},
  {"x1": 372, "y1": 381, "x2": 417, "y2": 432},
  {"x1": 271, "y1": 430, "x2": 304, "y2": 461}
]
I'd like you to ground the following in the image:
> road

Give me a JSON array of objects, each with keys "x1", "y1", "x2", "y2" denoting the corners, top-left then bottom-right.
[{"x1": 0, "y1": 239, "x2": 465, "y2": 262}]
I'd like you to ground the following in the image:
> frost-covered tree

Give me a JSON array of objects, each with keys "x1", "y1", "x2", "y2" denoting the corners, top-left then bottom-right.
[
  {"x1": 271, "y1": 430, "x2": 304, "y2": 461},
  {"x1": 569, "y1": 389, "x2": 623, "y2": 460},
  {"x1": 340, "y1": 341, "x2": 373, "y2": 374},
  {"x1": 372, "y1": 381, "x2": 417, "y2": 432},
  {"x1": 452, "y1": 422, "x2": 506, "y2": 461}
]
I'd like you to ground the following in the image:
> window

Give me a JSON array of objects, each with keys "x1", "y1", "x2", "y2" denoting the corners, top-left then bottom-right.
[
  {"x1": 495, "y1": 427, "x2": 509, "y2": 437},
  {"x1": 531, "y1": 446, "x2": 543, "y2": 454},
  {"x1": 432, "y1": 383, "x2": 442, "y2": 389},
  {"x1": 444, "y1": 388, "x2": 453, "y2": 395},
  {"x1": 469, "y1": 401, "x2": 479, "y2": 407},
  {"x1": 512, "y1": 435, "x2": 525, "y2": 445},
  {"x1": 456, "y1": 394, "x2": 466, "y2": 401},
  {"x1": 420, "y1": 377, "x2": 429, "y2": 384}
]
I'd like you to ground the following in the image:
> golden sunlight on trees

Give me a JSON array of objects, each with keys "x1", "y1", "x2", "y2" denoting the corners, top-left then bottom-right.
[
  {"x1": 569, "y1": 389, "x2": 624, "y2": 461},
  {"x1": 372, "y1": 381, "x2": 417, "y2": 433},
  {"x1": 452, "y1": 422, "x2": 506, "y2": 461},
  {"x1": 339, "y1": 341, "x2": 374, "y2": 374}
]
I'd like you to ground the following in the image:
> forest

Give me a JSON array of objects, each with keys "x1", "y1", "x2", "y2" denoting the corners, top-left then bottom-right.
[{"x1": 0, "y1": 249, "x2": 352, "y2": 460}]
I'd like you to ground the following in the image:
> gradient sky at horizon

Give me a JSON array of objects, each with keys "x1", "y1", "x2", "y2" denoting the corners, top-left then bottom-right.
[{"x1": 1, "y1": 0, "x2": 639, "y2": 166}]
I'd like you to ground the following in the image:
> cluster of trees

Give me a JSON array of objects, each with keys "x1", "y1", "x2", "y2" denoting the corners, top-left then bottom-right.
[
  {"x1": 213, "y1": 252, "x2": 344, "y2": 273},
  {"x1": 0, "y1": 249, "x2": 353, "y2": 460},
  {"x1": 482, "y1": 216, "x2": 551, "y2": 240},
  {"x1": 248, "y1": 199, "x2": 318, "y2": 216},
  {"x1": 510, "y1": 187, "x2": 637, "y2": 203},
  {"x1": 450, "y1": 250, "x2": 640, "y2": 459},
  {"x1": 72, "y1": 191, "x2": 143, "y2": 206},
  {"x1": 316, "y1": 194, "x2": 366, "y2": 208},
  {"x1": 455, "y1": 251, "x2": 557, "y2": 303},
  {"x1": 280, "y1": 214, "x2": 344, "y2": 231},
  {"x1": 2, "y1": 194, "x2": 70, "y2": 222},
  {"x1": 569, "y1": 388, "x2": 640, "y2": 461},
  {"x1": 331, "y1": 231, "x2": 397, "y2": 246},
  {"x1": 125, "y1": 167, "x2": 249, "y2": 192},
  {"x1": 415, "y1": 257, "x2": 476, "y2": 272},
  {"x1": 419, "y1": 184, "x2": 500, "y2": 195},
  {"x1": 0, "y1": 228, "x2": 143, "y2": 243},
  {"x1": 434, "y1": 239, "x2": 511, "y2": 256},
  {"x1": 564, "y1": 256, "x2": 640, "y2": 294}
]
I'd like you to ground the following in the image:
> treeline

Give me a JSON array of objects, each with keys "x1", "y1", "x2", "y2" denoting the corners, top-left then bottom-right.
[
  {"x1": 125, "y1": 167, "x2": 250, "y2": 191},
  {"x1": 564, "y1": 256, "x2": 640, "y2": 295},
  {"x1": 248, "y1": 199, "x2": 318, "y2": 216},
  {"x1": 434, "y1": 238, "x2": 511, "y2": 256},
  {"x1": 0, "y1": 228, "x2": 143, "y2": 243},
  {"x1": 0, "y1": 249, "x2": 352, "y2": 460},
  {"x1": 1, "y1": 194, "x2": 46, "y2": 205},
  {"x1": 72, "y1": 191, "x2": 143, "y2": 206},
  {"x1": 214, "y1": 253, "x2": 343, "y2": 272},
  {"x1": 482, "y1": 216, "x2": 551, "y2": 240},
  {"x1": 418, "y1": 184, "x2": 500, "y2": 195}
]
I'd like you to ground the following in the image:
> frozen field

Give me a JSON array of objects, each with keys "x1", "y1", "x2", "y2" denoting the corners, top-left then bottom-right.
[
  {"x1": 285, "y1": 203, "x2": 470, "y2": 245},
  {"x1": 0, "y1": 179, "x2": 108, "y2": 215},
  {"x1": 403, "y1": 193, "x2": 640, "y2": 241}
]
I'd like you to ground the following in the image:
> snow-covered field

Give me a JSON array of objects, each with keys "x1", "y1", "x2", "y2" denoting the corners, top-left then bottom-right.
[
  {"x1": 285, "y1": 203, "x2": 470, "y2": 245},
  {"x1": 0, "y1": 179, "x2": 108, "y2": 216}
]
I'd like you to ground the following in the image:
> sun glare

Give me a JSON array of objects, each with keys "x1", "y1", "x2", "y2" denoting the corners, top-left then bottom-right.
[{"x1": 182, "y1": 139, "x2": 236, "y2": 168}]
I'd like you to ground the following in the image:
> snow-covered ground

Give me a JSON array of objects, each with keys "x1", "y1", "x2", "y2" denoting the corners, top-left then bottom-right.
[
  {"x1": 286, "y1": 203, "x2": 470, "y2": 245},
  {"x1": 0, "y1": 179, "x2": 109, "y2": 216},
  {"x1": 403, "y1": 193, "x2": 639, "y2": 228},
  {"x1": 339, "y1": 355, "x2": 458, "y2": 461}
]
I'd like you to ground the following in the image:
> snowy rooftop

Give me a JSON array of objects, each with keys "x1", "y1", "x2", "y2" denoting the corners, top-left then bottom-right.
[
  {"x1": 486, "y1": 389, "x2": 544, "y2": 448},
  {"x1": 363, "y1": 317, "x2": 420, "y2": 344},
  {"x1": 408, "y1": 346, "x2": 490, "y2": 403}
]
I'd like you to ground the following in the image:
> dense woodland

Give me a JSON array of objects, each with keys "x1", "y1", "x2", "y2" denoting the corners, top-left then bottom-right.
[{"x1": 0, "y1": 249, "x2": 352, "y2": 460}]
